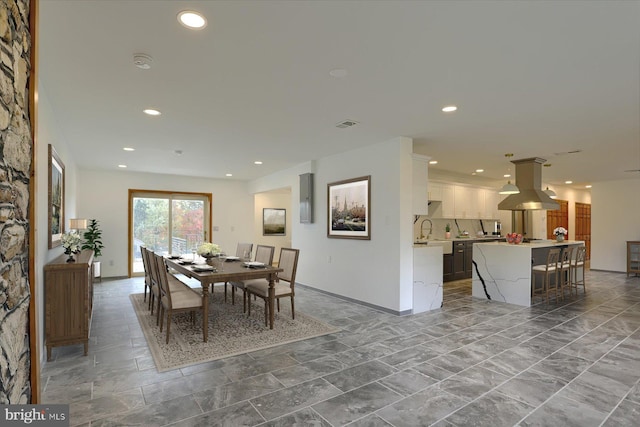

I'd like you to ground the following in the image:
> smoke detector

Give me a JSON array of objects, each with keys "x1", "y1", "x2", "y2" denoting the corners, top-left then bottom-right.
[
  {"x1": 133, "y1": 53, "x2": 153, "y2": 70},
  {"x1": 336, "y1": 120, "x2": 358, "y2": 129}
]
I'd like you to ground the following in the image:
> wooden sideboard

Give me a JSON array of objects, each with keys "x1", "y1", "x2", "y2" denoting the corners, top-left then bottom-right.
[
  {"x1": 628, "y1": 241, "x2": 640, "y2": 277},
  {"x1": 44, "y1": 249, "x2": 94, "y2": 361}
]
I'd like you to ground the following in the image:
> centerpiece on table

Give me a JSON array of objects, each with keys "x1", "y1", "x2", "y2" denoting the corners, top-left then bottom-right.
[
  {"x1": 553, "y1": 227, "x2": 568, "y2": 242},
  {"x1": 197, "y1": 242, "x2": 222, "y2": 264},
  {"x1": 61, "y1": 232, "x2": 83, "y2": 262}
]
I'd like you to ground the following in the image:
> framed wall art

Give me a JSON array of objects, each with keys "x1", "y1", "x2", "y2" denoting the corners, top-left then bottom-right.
[
  {"x1": 327, "y1": 175, "x2": 370, "y2": 240},
  {"x1": 263, "y1": 208, "x2": 286, "y2": 236},
  {"x1": 48, "y1": 144, "x2": 65, "y2": 248}
]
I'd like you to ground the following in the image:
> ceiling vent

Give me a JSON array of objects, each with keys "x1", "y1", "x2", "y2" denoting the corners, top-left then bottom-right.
[
  {"x1": 335, "y1": 120, "x2": 358, "y2": 129},
  {"x1": 133, "y1": 53, "x2": 153, "y2": 70}
]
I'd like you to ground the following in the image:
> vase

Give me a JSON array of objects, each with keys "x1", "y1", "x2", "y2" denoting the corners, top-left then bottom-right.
[
  {"x1": 445, "y1": 232, "x2": 451, "y2": 239},
  {"x1": 556, "y1": 234, "x2": 565, "y2": 242},
  {"x1": 65, "y1": 250, "x2": 76, "y2": 263},
  {"x1": 203, "y1": 255, "x2": 215, "y2": 265}
]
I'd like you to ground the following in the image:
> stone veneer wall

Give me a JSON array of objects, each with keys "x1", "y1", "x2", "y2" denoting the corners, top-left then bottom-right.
[{"x1": 0, "y1": 0, "x2": 33, "y2": 404}]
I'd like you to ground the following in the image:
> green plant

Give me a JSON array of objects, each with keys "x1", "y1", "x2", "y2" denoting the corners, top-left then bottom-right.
[
  {"x1": 82, "y1": 219, "x2": 104, "y2": 257},
  {"x1": 445, "y1": 223, "x2": 451, "y2": 232}
]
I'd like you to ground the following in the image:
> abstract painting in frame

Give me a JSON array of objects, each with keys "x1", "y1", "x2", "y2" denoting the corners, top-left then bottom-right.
[
  {"x1": 48, "y1": 144, "x2": 65, "y2": 248},
  {"x1": 327, "y1": 175, "x2": 370, "y2": 240},
  {"x1": 263, "y1": 208, "x2": 286, "y2": 236}
]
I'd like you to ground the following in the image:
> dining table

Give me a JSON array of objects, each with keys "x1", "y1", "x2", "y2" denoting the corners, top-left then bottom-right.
[{"x1": 164, "y1": 257, "x2": 283, "y2": 338}]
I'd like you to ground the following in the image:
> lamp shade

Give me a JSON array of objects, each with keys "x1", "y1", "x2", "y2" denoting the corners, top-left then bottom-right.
[
  {"x1": 69, "y1": 218, "x2": 88, "y2": 230},
  {"x1": 544, "y1": 187, "x2": 557, "y2": 199},
  {"x1": 499, "y1": 181, "x2": 520, "y2": 195}
]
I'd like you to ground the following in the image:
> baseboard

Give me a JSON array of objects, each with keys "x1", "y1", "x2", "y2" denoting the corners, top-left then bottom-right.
[{"x1": 296, "y1": 282, "x2": 412, "y2": 316}]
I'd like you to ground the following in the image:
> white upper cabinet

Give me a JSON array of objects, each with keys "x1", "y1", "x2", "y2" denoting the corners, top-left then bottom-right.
[
  {"x1": 483, "y1": 189, "x2": 499, "y2": 219},
  {"x1": 412, "y1": 155, "x2": 430, "y2": 215},
  {"x1": 440, "y1": 183, "x2": 455, "y2": 218},
  {"x1": 429, "y1": 181, "x2": 499, "y2": 219},
  {"x1": 428, "y1": 182, "x2": 443, "y2": 201},
  {"x1": 454, "y1": 185, "x2": 471, "y2": 218}
]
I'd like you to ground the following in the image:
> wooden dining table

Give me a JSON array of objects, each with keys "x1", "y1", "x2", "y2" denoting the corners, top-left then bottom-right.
[{"x1": 165, "y1": 257, "x2": 283, "y2": 338}]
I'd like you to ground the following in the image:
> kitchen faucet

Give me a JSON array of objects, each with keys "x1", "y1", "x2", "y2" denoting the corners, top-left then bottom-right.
[{"x1": 419, "y1": 218, "x2": 433, "y2": 239}]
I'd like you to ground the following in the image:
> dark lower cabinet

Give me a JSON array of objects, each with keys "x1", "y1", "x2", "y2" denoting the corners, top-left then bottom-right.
[
  {"x1": 465, "y1": 243, "x2": 473, "y2": 277},
  {"x1": 443, "y1": 253, "x2": 453, "y2": 282},
  {"x1": 452, "y1": 242, "x2": 466, "y2": 281}
]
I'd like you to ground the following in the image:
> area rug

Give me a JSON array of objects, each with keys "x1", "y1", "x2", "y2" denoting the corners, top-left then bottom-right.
[{"x1": 129, "y1": 286, "x2": 340, "y2": 372}]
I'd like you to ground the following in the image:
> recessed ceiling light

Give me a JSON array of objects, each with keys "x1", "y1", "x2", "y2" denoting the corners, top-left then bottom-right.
[
  {"x1": 178, "y1": 11, "x2": 207, "y2": 29},
  {"x1": 585, "y1": 185, "x2": 592, "y2": 188},
  {"x1": 475, "y1": 169, "x2": 484, "y2": 173},
  {"x1": 503, "y1": 174, "x2": 511, "y2": 178},
  {"x1": 254, "y1": 161, "x2": 263, "y2": 165},
  {"x1": 225, "y1": 173, "x2": 233, "y2": 177},
  {"x1": 118, "y1": 164, "x2": 127, "y2": 168},
  {"x1": 565, "y1": 180, "x2": 573, "y2": 184},
  {"x1": 329, "y1": 69, "x2": 348, "y2": 78},
  {"x1": 123, "y1": 147, "x2": 135, "y2": 152},
  {"x1": 442, "y1": 105, "x2": 457, "y2": 112},
  {"x1": 429, "y1": 160, "x2": 438, "y2": 165},
  {"x1": 143, "y1": 109, "x2": 161, "y2": 116}
]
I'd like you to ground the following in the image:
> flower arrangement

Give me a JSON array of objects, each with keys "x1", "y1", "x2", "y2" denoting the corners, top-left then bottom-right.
[
  {"x1": 61, "y1": 232, "x2": 82, "y2": 254},
  {"x1": 197, "y1": 242, "x2": 222, "y2": 257},
  {"x1": 553, "y1": 227, "x2": 568, "y2": 236}
]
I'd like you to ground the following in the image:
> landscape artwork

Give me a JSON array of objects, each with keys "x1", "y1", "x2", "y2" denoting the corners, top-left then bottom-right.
[
  {"x1": 48, "y1": 144, "x2": 65, "y2": 248},
  {"x1": 263, "y1": 208, "x2": 286, "y2": 236},
  {"x1": 327, "y1": 176, "x2": 370, "y2": 240}
]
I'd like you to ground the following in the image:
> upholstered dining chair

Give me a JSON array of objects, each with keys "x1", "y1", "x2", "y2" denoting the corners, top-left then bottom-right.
[
  {"x1": 142, "y1": 247, "x2": 160, "y2": 314},
  {"x1": 229, "y1": 245, "x2": 275, "y2": 312},
  {"x1": 224, "y1": 242, "x2": 254, "y2": 302},
  {"x1": 153, "y1": 252, "x2": 205, "y2": 344},
  {"x1": 140, "y1": 247, "x2": 151, "y2": 303},
  {"x1": 246, "y1": 248, "x2": 299, "y2": 326}
]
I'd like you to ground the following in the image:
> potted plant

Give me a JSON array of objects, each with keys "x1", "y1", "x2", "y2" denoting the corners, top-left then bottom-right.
[
  {"x1": 445, "y1": 223, "x2": 451, "y2": 239},
  {"x1": 82, "y1": 219, "x2": 104, "y2": 278}
]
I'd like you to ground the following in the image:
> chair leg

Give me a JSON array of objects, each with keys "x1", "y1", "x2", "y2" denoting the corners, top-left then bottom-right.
[
  {"x1": 291, "y1": 297, "x2": 295, "y2": 319},
  {"x1": 166, "y1": 313, "x2": 172, "y2": 344},
  {"x1": 264, "y1": 300, "x2": 268, "y2": 327},
  {"x1": 248, "y1": 293, "x2": 252, "y2": 316},
  {"x1": 224, "y1": 283, "x2": 228, "y2": 302},
  {"x1": 277, "y1": 298, "x2": 280, "y2": 312},
  {"x1": 242, "y1": 291, "x2": 247, "y2": 313},
  {"x1": 231, "y1": 285, "x2": 236, "y2": 305},
  {"x1": 159, "y1": 306, "x2": 164, "y2": 332},
  {"x1": 144, "y1": 285, "x2": 147, "y2": 302}
]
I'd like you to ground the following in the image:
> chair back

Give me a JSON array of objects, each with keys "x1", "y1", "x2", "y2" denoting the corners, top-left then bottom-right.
[
  {"x1": 546, "y1": 248, "x2": 561, "y2": 271},
  {"x1": 560, "y1": 247, "x2": 573, "y2": 267},
  {"x1": 140, "y1": 247, "x2": 150, "y2": 283},
  {"x1": 143, "y1": 248, "x2": 157, "y2": 287},
  {"x1": 277, "y1": 248, "x2": 300, "y2": 288},
  {"x1": 574, "y1": 246, "x2": 586, "y2": 265},
  {"x1": 236, "y1": 243, "x2": 253, "y2": 259},
  {"x1": 255, "y1": 245, "x2": 275, "y2": 266},
  {"x1": 153, "y1": 253, "x2": 172, "y2": 307}
]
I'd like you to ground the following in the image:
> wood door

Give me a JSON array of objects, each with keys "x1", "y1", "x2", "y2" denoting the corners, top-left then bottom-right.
[
  {"x1": 547, "y1": 200, "x2": 568, "y2": 239},
  {"x1": 575, "y1": 202, "x2": 591, "y2": 260}
]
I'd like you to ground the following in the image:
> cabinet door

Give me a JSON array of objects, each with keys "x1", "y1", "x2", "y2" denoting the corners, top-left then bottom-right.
[
  {"x1": 464, "y1": 242, "x2": 473, "y2": 278},
  {"x1": 453, "y1": 242, "x2": 466, "y2": 280},
  {"x1": 443, "y1": 253, "x2": 454, "y2": 282},
  {"x1": 429, "y1": 182, "x2": 443, "y2": 201},
  {"x1": 441, "y1": 184, "x2": 455, "y2": 218},
  {"x1": 484, "y1": 190, "x2": 498, "y2": 219},
  {"x1": 474, "y1": 189, "x2": 485, "y2": 219},
  {"x1": 412, "y1": 156, "x2": 429, "y2": 215}
]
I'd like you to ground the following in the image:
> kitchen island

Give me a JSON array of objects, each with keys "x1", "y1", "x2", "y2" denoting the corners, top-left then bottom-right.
[{"x1": 472, "y1": 240, "x2": 584, "y2": 306}]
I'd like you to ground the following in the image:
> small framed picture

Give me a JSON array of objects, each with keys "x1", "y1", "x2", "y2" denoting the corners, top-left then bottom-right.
[
  {"x1": 327, "y1": 176, "x2": 370, "y2": 240},
  {"x1": 48, "y1": 145, "x2": 65, "y2": 248},
  {"x1": 263, "y1": 208, "x2": 286, "y2": 236}
]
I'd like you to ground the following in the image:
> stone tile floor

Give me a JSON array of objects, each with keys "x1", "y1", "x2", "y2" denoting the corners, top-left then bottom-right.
[{"x1": 41, "y1": 270, "x2": 640, "y2": 426}]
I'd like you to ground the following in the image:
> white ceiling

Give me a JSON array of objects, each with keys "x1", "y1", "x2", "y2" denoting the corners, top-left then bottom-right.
[{"x1": 39, "y1": 1, "x2": 640, "y2": 188}]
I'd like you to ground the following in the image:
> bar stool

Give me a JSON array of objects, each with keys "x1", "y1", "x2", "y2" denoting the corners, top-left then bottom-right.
[
  {"x1": 557, "y1": 246, "x2": 574, "y2": 299},
  {"x1": 570, "y1": 246, "x2": 587, "y2": 296},
  {"x1": 532, "y1": 248, "x2": 561, "y2": 304}
]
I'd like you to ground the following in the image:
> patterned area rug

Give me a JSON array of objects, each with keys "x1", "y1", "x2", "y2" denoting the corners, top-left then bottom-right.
[{"x1": 129, "y1": 286, "x2": 340, "y2": 372}]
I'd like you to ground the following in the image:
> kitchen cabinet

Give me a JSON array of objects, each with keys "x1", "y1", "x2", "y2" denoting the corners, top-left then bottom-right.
[
  {"x1": 443, "y1": 253, "x2": 454, "y2": 282},
  {"x1": 628, "y1": 241, "x2": 640, "y2": 277},
  {"x1": 452, "y1": 241, "x2": 467, "y2": 280},
  {"x1": 428, "y1": 182, "x2": 443, "y2": 202},
  {"x1": 444, "y1": 240, "x2": 475, "y2": 282},
  {"x1": 412, "y1": 154, "x2": 430, "y2": 215},
  {"x1": 483, "y1": 189, "x2": 499, "y2": 219},
  {"x1": 441, "y1": 184, "x2": 455, "y2": 218},
  {"x1": 465, "y1": 242, "x2": 474, "y2": 277},
  {"x1": 454, "y1": 186, "x2": 470, "y2": 218},
  {"x1": 44, "y1": 250, "x2": 94, "y2": 361}
]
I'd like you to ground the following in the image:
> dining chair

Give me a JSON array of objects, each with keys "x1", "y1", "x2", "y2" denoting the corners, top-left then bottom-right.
[
  {"x1": 570, "y1": 246, "x2": 587, "y2": 296},
  {"x1": 532, "y1": 248, "x2": 560, "y2": 304},
  {"x1": 224, "y1": 242, "x2": 254, "y2": 302},
  {"x1": 229, "y1": 245, "x2": 275, "y2": 312},
  {"x1": 142, "y1": 247, "x2": 160, "y2": 314},
  {"x1": 246, "y1": 248, "x2": 299, "y2": 326},
  {"x1": 140, "y1": 246, "x2": 151, "y2": 303},
  {"x1": 153, "y1": 253, "x2": 205, "y2": 344}
]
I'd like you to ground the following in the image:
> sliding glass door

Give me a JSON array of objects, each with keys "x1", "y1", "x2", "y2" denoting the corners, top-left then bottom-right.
[{"x1": 130, "y1": 190, "x2": 212, "y2": 275}]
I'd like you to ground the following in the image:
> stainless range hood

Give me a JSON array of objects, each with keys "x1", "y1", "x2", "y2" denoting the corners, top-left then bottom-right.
[{"x1": 498, "y1": 157, "x2": 560, "y2": 211}]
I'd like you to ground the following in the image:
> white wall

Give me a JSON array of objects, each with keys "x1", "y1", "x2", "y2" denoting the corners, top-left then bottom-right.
[
  {"x1": 77, "y1": 170, "x2": 254, "y2": 278},
  {"x1": 36, "y1": 87, "x2": 80, "y2": 362},
  {"x1": 591, "y1": 179, "x2": 640, "y2": 272},
  {"x1": 254, "y1": 191, "x2": 292, "y2": 263},
  {"x1": 250, "y1": 137, "x2": 415, "y2": 313}
]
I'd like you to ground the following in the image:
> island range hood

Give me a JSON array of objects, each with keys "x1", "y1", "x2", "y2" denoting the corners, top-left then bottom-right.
[{"x1": 498, "y1": 157, "x2": 560, "y2": 211}]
